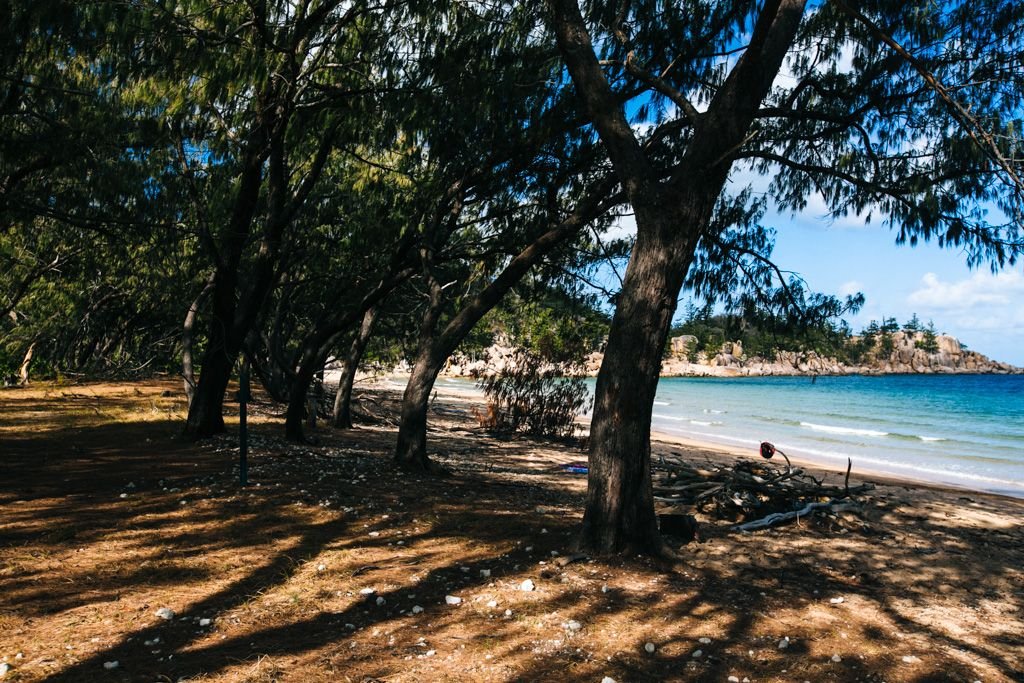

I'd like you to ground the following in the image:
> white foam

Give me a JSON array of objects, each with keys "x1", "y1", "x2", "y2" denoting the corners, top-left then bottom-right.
[
  {"x1": 653, "y1": 400, "x2": 671, "y2": 406},
  {"x1": 800, "y1": 421, "x2": 889, "y2": 437},
  {"x1": 918, "y1": 436, "x2": 947, "y2": 442},
  {"x1": 652, "y1": 413, "x2": 687, "y2": 422}
]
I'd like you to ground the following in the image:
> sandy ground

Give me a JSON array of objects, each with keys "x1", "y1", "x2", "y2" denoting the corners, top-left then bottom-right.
[{"x1": 1, "y1": 379, "x2": 1022, "y2": 682}]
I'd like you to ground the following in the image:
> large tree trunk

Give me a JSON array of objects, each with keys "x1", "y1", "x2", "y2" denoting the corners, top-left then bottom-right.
[
  {"x1": 333, "y1": 306, "x2": 377, "y2": 428},
  {"x1": 394, "y1": 274, "x2": 445, "y2": 471},
  {"x1": 393, "y1": 344, "x2": 446, "y2": 471},
  {"x1": 285, "y1": 337, "x2": 329, "y2": 442},
  {"x1": 185, "y1": 343, "x2": 234, "y2": 438},
  {"x1": 578, "y1": 221, "x2": 697, "y2": 555},
  {"x1": 546, "y1": 0, "x2": 807, "y2": 556}
]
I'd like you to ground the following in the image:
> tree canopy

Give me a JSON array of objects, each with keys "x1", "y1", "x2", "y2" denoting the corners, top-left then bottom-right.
[{"x1": 2, "y1": 0, "x2": 1023, "y2": 556}]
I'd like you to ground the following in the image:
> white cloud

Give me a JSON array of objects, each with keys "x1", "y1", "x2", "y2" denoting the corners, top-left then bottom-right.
[
  {"x1": 907, "y1": 271, "x2": 1024, "y2": 310},
  {"x1": 838, "y1": 280, "x2": 863, "y2": 298},
  {"x1": 903, "y1": 270, "x2": 1024, "y2": 363}
]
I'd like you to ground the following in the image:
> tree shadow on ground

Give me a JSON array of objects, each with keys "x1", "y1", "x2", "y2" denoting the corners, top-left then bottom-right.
[{"x1": 0, "y1": 382, "x2": 1021, "y2": 682}]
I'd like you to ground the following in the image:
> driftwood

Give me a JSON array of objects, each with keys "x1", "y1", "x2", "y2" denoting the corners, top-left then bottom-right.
[
  {"x1": 733, "y1": 500, "x2": 861, "y2": 532},
  {"x1": 652, "y1": 450, "x2": 874, "y2": 531}
]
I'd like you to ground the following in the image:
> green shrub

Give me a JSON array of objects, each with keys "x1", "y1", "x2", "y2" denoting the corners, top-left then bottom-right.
[{"x1": 479, "y1": 349, "x2": 591, "y2": 440}]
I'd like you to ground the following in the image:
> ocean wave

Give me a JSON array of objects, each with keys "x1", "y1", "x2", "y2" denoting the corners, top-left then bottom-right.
[
  {"x1": 800, "y1": 421, "x2": 889, "y2": 437},
  {"x1": 918, "y1": 436, "x2": 947, "y2": 442},
  {"x1": 703, "y1": 409, "x2": 725, "y2": 414},
  {"x1": 689, "y1": 420, "x2": 723, "y2": 427},
  {"x1": 653, "y1": 400, "x2": 671, "y2": 406},
  {"x1": 652, "y1": 413, "x2": 687, "y2": 422}
]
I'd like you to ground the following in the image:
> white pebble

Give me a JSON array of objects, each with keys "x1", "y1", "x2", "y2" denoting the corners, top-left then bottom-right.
[
  {"x1": 902, "y1": 655, "x2": 921, "y2": 663},
  {"x1": 699, "y1": 637, "x2": 711, "y2": 644},
  {"x1": 425, "y1": 649, "x2": 436, "y2": 656},
  {"x1": 445, "y1": 595, "x2": 462, "y2": 605},
  {"x1": 119, "y1": 493, "x2": 128, "y2": 499},
  {"x1": 601, "y1": 678, "x2": 617, "y2": 683},
  {"x1": 831, "y1": 654, "x2": 842, "y2": 663},
  {"x1": 486, "y1": 600, "x2": 498, "y2": 608},
  {"x1": 0, "y1": 663, "x2": 9, "y2": 677},
  {"x1": 103, "y1": 661, "x2": 119, "y2": 670},
  {"x1": 830, "y1": 597, "x2": 845, "y2": 604},
  {"x1": 504, "y1": 609, "x2": 513, "y2": 616},
  {"x1": 359, "y1": 588, "x2": 375, "y2": 595},
  {"x1": 199, "y1": 618, "x2": 211, "y2": 627},
  {"x1": 480, "y1": 569, "x2": 491, "y2": 578},
  {"x1": 644, "y1": 642, "x2": 656, "y2": 654},
  {"x1": 155, "y1": 607, "x2": 175, "y2": 620},
  {"x1": 375, "y1": 596, "x2": 386, "y2": 606},
  {"x1": 728, "y1": 677, "x2": 740, "y2": 683},
  {"x1": 317, "y1": 564, "x2": 326, "y2": 572},
  {"x1": 778, "y1": 637, "x2": 790, "y2": 649},
  {"x1": 565, "y1": 620, "x2": 582, "y2": 632},
  {"x1": 520, "y1": 579, "x2": 536, "y2": 592},
  {"x1": 692, "y1": 649, "x2": 703, "y2": 658},
  {"x1": 411, "y1": 605, "x2": 424, "y2": 614}
]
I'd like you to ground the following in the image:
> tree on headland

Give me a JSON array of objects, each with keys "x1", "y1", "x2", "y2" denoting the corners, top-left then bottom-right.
[{"x1": 544, "y1": 0, "x2": 1024, "y2": 556}]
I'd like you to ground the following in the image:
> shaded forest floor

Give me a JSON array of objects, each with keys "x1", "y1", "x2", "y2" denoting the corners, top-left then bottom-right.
[{"x1": 1, "y1": 379, "x2": 1022, "y2": 682}]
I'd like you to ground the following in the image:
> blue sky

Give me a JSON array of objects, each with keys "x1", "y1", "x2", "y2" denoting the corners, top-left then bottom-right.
[
  {"x1": 602, "y1": 203, "x2": 1024, "y2": 366},
  {"x1": 767, "y1": 205, "x2": 1024, "y2": 366}
]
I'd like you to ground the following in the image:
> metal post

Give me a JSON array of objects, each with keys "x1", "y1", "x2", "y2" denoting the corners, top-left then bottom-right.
[{"x1": 239, "y1": 358, "x2": 249, "y2": 486}]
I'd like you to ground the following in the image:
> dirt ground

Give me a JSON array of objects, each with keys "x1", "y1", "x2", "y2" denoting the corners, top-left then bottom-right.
[{"x1": 1, "y1": 379, "x2": 1022, "y2": 683}]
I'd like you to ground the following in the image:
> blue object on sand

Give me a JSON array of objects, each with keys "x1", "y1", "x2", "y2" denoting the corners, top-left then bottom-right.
[{"x1": 561, "y1": 462, "x2": 588, "y2": 474}]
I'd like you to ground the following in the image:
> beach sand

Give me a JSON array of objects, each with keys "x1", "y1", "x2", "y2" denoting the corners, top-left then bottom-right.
[{"x1": 1, "y1": 378, "x2": 1021, "y2": 682}]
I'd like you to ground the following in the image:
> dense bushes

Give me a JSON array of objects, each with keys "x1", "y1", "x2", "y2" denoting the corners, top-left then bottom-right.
[{"x1": 478, "y1": 349, "x2": 590, "y2": 440}]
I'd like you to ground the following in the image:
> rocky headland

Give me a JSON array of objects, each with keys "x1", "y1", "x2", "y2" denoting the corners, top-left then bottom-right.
[
  {"x1": 442, "y1": 330, "x2": 1021, "y2": 378},
  {"x1": 656, "y1": 330, "x2": 1021, "y2": 377}
]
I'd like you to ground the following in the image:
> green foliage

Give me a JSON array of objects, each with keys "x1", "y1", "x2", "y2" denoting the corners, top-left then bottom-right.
[
  {"x1": 878, "y1": 332, "x2": 896, "y2": 357},
  {"x1": 479, "y1": 349, "x2": 591, "y2": 440},
  {"x1": 903, "y1": 314, "x2": 923, "y2": 333},
  {"x1": 916, "y1": 321, "x2": 941, "y2": 353},
  {"x1": 478, "y1": 289, "x2": 608, "y2": 364}
]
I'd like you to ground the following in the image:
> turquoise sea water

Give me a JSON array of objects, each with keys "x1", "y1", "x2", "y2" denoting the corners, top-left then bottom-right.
[{"x1": 645, "y1": 375, "x2": 1024, "y2": 498}]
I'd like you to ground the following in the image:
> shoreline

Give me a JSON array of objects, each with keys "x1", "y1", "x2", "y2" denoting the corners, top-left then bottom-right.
[{"x1": 366, "y1": 373, "x2": 1024, "y2": 502}]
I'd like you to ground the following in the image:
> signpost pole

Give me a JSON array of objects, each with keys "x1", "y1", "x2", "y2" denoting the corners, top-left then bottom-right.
[{"x1": 239, "y1": 358, "x2": 249, "y2": 487}]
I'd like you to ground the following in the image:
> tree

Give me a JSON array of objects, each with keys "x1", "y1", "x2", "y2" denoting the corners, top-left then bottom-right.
[
  {"x1": 917, "y1": 320, "x2": 941, "y2": 353},
  {"x1": 386, "y1": 1, "x2": 620, "y2": 471},
  {"x1": 114, "y1": 1, "x2": 412, "y2": 439},
  {"x1": 544, "y1": 0, "x2": 1024, "y2": 555}
]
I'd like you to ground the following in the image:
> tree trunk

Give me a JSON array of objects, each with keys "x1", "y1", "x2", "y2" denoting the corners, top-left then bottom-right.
[
  {"x1": 393, "y1": 344, "x2": 446, "y2": 471},
  {"x1": 545, "y1": 0, "x2": 808, "y2": 556},
  {"x1": 333, "y1": 306, "x2": 377, "y2": 428},
  {"x1": 285, "y1": 338, "x2": 326, "y2": 442},
  {"x1": 578, "y1": 224, "x2": 697, "y2": 555},
  {"x1": 183, "y1": 277, "x2": 214, "y2": 408},
  {"x1": 18, "y1": 341, "x2": 35, "y2": 386},
  {"x1": 185, "y1": 344, "x2": 234, "y2": 438}
]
